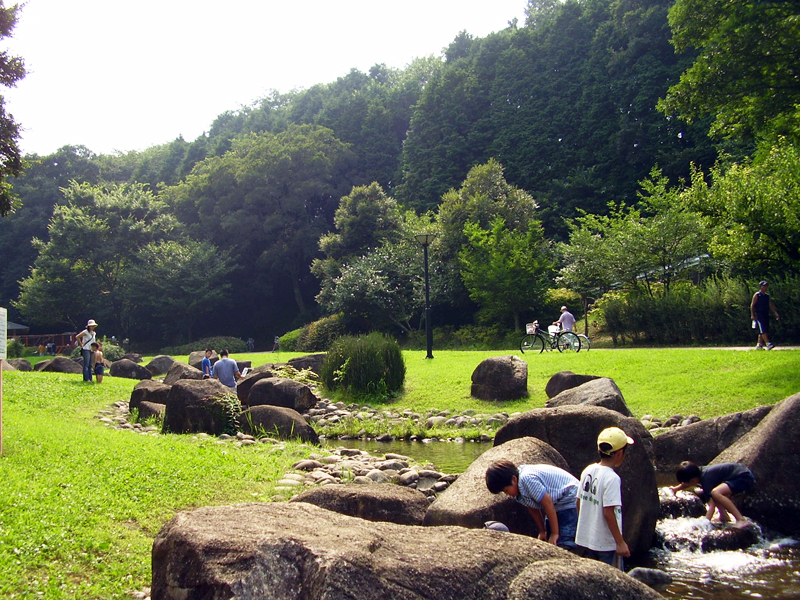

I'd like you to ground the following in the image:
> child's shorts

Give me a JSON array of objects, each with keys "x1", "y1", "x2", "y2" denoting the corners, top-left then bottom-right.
[
  {"x1": 94, "y1": 364, "x2": 104, "y2": 376},
  {"x1": 726, "y1": 470, "x2": 755, "y2": 495}
]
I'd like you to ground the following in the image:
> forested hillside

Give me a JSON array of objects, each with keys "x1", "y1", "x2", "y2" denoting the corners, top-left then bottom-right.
[{"x1": 3, "y1": 0, "x2": 798, "y2": 349}]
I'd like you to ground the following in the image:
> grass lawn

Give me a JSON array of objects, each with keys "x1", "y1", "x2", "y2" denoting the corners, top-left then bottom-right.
[{"x1": 1, "y1": 347, "x2": 798, "y2": 599}]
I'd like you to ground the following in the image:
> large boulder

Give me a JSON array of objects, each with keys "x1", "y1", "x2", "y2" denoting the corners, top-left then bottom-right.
[
  {"x1": 424, "y1": 436, "x2": 570, "y2": 537},
  {"x1": 138, "y1": 401, "x2": 166, "y2": 422},
  {"x1": 545, "y1": 377, "x2": 633, "y2": 417},
  {"x1": 236, "y1": 370, "x2": 276, "y2": 404},
  {"x1": 1, "y1": 359, "x2": 16, "y2": 371},
  {"x1": 151, "y1": 502, "x2": 661, "y2": 600},
  {"x1": 6, "y1": 358, "x2": 32, "y2": 371},
  {"x1": 288, "y1": 353, "x2": 326, "y2": 376},
  {"x1": 188, "y1": 350, "x2": 217, "y2": 371},
  {"x1": 470, "y1": 355, "x2": 528, "y2": 401},
  {"x1": 652, "y1": 405, "x2": 773, "y2": 471},
  {"x1": 122, "y1": 353, "x2": 143, "y2": 363},
  {"x1": 291, "y1": 484, "x2": 429, "y2": 525},
  {"x1": 163, "y1": 362, "x2": 204, "y2": 385},
  {"x1": 130, "y1": 379, "x2": 172, "y2": 413},
  {"x1": 493, "y1": 405, "x2": 658, "y2": 558},
  {"x1": 238, "y1": 405, "x2": 319, "y2": 444},
  {"x1": 162, "y1": 379, "x2": 238, "y2": 435},
  {"x1": 145, "y1": 355, "x2": 176, "y2": 376},
  {"x1": 246, "y1": 377, "x2": 318, "y2": 413},
  {"x1": 545, "y1": 371, "x2": 601, "y2": 399},
  {"x1": 33, "y1": 359, "x2": 52, "y2": 371},
  {"x1": 109, "y1": 358, "x2": 152, "y2": 380},
  {"x1": 712, "y1": 392, "x2": 800, "y2": 535},
  {"x1": 40, "y1": 356, "x2": 83, "y2": 374}
]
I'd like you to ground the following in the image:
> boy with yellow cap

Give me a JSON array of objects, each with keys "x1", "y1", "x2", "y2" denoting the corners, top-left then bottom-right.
[{"x1": 575, "y1": 426, "x2": 634, "y2": 568}]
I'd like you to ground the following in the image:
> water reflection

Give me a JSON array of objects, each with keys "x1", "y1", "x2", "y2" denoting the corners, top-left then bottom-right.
[{"x1": 321, "y1": 437, "x2": 490, "y2": 474}]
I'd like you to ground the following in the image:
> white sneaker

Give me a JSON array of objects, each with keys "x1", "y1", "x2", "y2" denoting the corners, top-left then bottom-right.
[
  {"x1": 767, "y1": 343, "x2": 775, "y2": 350},
  {"x1": 755, "y1": 344, "x2": 764, "y2": 350}
]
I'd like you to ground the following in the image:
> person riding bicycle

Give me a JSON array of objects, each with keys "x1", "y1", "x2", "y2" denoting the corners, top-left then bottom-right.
[{"x1": 553, "y1": 306, "x2": 576, "y2": 332}]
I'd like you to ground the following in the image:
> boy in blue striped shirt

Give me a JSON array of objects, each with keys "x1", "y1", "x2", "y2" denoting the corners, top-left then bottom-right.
[{"x1": 486, "y1": 459, "x2": 579, "y2": 551}]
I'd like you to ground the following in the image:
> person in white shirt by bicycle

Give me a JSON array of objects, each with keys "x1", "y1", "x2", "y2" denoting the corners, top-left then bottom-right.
[{"x1": 553, "y1": 306, "x2": 576, "y2": 332}]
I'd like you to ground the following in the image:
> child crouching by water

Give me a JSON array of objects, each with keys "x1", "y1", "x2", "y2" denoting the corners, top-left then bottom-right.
[
  {"x1": 485, "y1": 460, "x2": 579, "y2": 551},
  {"x1": 670, "y1": 461, "x2": 754, "y2": 525}
]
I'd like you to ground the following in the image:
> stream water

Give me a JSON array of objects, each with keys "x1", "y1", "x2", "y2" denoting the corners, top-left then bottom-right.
[{"x1": 324, "y1": 439, "x2": 800, "y2": 599}]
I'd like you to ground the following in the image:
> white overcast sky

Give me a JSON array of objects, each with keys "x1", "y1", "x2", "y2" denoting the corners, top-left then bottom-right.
[{"x1": 3, "y1": 0, "x2": 528, "y2": 156}]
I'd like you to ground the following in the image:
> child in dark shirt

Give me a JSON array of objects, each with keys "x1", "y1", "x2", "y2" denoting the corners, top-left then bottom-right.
[{"x1": 670, "y1": 461, "x2": 755, "y2": 524}]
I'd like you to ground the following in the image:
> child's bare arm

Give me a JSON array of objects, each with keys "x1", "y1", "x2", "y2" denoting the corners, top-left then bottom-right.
[{"x1": 603, "y1": 506, "x2": 630, "y2": 557}]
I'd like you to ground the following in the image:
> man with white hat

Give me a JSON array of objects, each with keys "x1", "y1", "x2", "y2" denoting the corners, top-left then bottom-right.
[
  {"x1": 575, "y1": 427, "x2": 635, "y2": 569},
  {"x1": 553, "y1": 306, "x2": 576, "y2": 332}
]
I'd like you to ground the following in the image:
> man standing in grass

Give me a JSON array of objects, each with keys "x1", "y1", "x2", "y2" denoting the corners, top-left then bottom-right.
[
  {"x1": 751, "y1": 281, "x2": 780, "y2": 350},
  {"x1": 212, "y1": 349, "x2": 241, "y2": 389}
]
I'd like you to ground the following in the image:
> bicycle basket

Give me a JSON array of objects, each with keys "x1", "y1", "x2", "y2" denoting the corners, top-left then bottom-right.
[
  {"x1": 548, "y1": 325, "x2": 560, "y2": 336},
  {"x1": 525, "y1": 323, "x2": 537, "y2": 334}
]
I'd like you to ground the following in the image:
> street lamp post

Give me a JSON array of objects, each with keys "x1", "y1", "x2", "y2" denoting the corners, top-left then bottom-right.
[{"x1": 415, "y1": 233, "x2": 436, "y2": 359}]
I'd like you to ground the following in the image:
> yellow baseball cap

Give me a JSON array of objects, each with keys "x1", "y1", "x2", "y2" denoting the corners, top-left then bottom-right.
[{"x1": 597, "y1": 427, "x2": 634, "y2": 454}]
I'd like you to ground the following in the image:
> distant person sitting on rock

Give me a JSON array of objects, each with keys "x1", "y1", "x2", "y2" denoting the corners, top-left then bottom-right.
[
  {"x1": 670, "y1": 461, "x2": 754, "y2": 525},
  {"x1": 201, "y1": 348, "x2": 214, "y2": 379},
  {"x1": 553, "y1": 306, "x2": 576, "y2": 332},
  {"x1": 212, "y1": 349, "x2": 241, "y2": 389},
  {"x1": 91, "y1": 342, "x2": 104, "y2": 383},
  {"x1": 485, "y1": 459, "x2": 579, "y2": 551},
  {"x1": 576, "y1": 427, "x2": 634, "y2": 569}
]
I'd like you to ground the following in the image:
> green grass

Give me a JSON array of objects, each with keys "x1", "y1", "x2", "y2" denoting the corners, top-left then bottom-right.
[{"x1": 1, "y1": 347, "x2": 799, "y2": 598}]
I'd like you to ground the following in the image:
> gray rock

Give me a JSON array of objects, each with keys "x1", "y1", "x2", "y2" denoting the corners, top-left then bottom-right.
[
  {"x1": 130, "y1": 379, "x2": 171, "y2": 413},
  {"x1": 188, "y1": 350, "x2": 217, "y2": 371},
  {"x1": 151, "y1": 502, "x2": 658, "y2": 600},
  {"x1": 138, "y1": 401, "x2": 166, "y2": 422},
  {"x1": 659, "y1": 492, "x2": 706, "y2": 519},
  {"x1": 712, "y1": 392, "x2": 800, "y2": 535},
  {"x1": 545, "y1": 377, "x2": 633, "y2": 417},
  {"x1": 287, "y1": 353, "x2": 326, "y2": 376},
  {"x1": 238, "y1": 405, "x2": 319, "y2": 444},
  {"x1": 163, "y1": 362, "x2": 204, "y2": 385},
  {"x1": 6, "y1": 358, "x2": 32, "y2": 371},
  {"x1": 247, "y1": 377, "x2": 318, "y2": 413},
  {"x1": 236, "y1": 371, "x2": 276, "y2": 404},
  {"x1": 545, "y1": 370, "x2": 601, "y2": 399},
  {"x1": 493, "y1": 405, "x2": 658, "y2": 558},
  {"x1": 109, "y1": 358, "x2": 153, "y2": 380},
  {"x1": 145, "y1": 355, "x2": 176, "y2": 376},
  {"x1": 39, "y1": 356, "x2": 83, "y2": 374},
  {"x1": 652, "y1": 405, "x2": 773, "y2": 471},
  {"x1": 1, "y1": 359, "x2": 17, "y2": 371},
  {"x1": 627, "y1": 567, "x2": 673, "y2": 590},
  {"x1": 161, "y1": 379, "x2": 237, "y2": 435},
  {"x1": 470, "y1": 355, "x2": 528, "y2": 401},
  {"x1": 424, "y1": 436, "x2": 570, "y2": 537},
  {"x1": 291, "y1": 484, "x2": 432, "y2": 525}
]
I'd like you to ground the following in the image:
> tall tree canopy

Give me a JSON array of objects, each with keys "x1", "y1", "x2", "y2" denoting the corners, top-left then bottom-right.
[
  {"x1": 659, "y1": 0, "x2": 800, "y2": 140},
  {"x1": 0, "y1": 1, "x2": 26, "y2": 216}
]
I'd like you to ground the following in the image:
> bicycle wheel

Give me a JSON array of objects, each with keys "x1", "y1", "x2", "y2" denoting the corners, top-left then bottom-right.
[
  {"x1": 520, "y1": 334, "x2": 545, "y2": 354},
  {"x1": 577, "y1": 334, "x2": 591, "y2": 351},
  {"x1": 557, "y1": 332, "x2": 581, "y2": 353}
]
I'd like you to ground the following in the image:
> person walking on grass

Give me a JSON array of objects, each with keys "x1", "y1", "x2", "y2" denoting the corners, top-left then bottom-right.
[
  {"x1": 485, "y1": 459, "x2": 579, "y2": 551},
  {"x1": 751, "y1": 280, "x2": 780, "y2": 350},
  {"x1": 575, "y1": 427, "x2": 634, "y2": 569},
  {"x1": 75, "y1": 319, "x2": 98, "y2": 382}
]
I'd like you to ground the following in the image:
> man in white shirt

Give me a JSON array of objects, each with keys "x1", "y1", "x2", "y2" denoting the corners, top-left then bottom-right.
[{"x1": 554, "y1": 306, "x2": 576, "y2": 332}]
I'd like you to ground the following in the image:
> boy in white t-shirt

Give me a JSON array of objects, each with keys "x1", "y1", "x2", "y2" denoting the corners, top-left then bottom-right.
[{"x1": 575, "y1": 427, "x2": 634, "y2": 569}]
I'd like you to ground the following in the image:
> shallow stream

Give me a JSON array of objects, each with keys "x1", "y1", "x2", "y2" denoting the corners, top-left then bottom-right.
[{"x1": 324, "y1": 438, "x2": 800, "y2": 599}]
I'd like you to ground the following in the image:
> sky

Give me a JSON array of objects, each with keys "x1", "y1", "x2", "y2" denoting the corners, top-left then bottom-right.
[{"x1": 3, "y1": 0, "x2": 528, "y2": 156}]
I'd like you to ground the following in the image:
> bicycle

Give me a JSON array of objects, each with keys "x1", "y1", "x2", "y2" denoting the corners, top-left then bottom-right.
[
  {"x1": 576, "y1": 333, "x2": 591, "y2": 351},
  {"x1": 520, "y1": 320, "x2": 581, "y2": 354}
]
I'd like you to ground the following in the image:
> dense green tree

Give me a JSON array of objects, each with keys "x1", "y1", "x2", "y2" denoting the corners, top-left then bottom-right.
[
  {"x1": 459, "y1": 216, "x2": 553, "y2": 331},
  {"x1": 659, "y1": 0, "x2": 800, "y2": 140},
  {"x1": 16, "y1": 182, "x2": 176, "y2": 335},
  {"x1": 0, "y1": 1, "x2": 26, "y2": 216},
  {"x1": 165, "y1": 124, "x2": 354, "y2": 329},
  {"x1": 683, "y1": 138, "x2": 800, "y2": 275},
  {"x1": 313, "y1": 182, "x2": 404, "y2": 303},
  {"x1": 0, "y1": 146, "x2": 104, "y2": 319},
  {"x1": 124, "y1": 240, "x2": 235, "y2": 343}
]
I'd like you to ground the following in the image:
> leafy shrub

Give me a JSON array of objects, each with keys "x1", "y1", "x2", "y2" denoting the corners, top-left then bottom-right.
[
  {"x1": 160, "y1": 336, "x2": 247, "y2": 356},
  {"x1": 6, "y1": 339, "x2": 25, "y2": 358},
  {"x1": 320, "y1": 333, "x2": 405, "y2": 401},
  {"x1": 278, "y1": 328, "x2": 302, "y2": 352},
  {"x1": 403, "y1": 325, "x2": 518, "y2": 350},
  {"x1": 295, "y1": 313, "x2": 347, "y2": 352}
]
